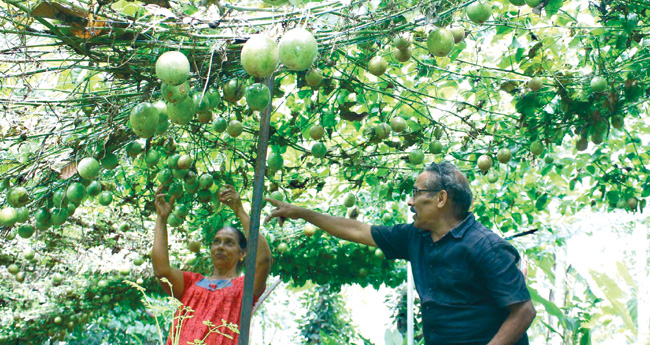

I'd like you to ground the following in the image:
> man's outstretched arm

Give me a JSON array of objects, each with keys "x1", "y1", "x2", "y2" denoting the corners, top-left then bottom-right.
[{"x1": 265, "y1": 198, "x2": 377, "y2": 247}]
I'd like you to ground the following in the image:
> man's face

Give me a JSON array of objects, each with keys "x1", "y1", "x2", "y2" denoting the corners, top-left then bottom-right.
[{"x1": 407, "y1": 172, "x2": 441, "y2": 231}]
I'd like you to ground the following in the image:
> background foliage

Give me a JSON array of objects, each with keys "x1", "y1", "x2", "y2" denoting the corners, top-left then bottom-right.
[{"x1": 0, "y1": 0, "x2": 649, "y2": 343}]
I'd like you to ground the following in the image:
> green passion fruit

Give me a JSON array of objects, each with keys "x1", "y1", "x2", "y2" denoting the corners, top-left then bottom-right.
[
  {"x1": 18, "y1": 224, "x2": 35, "y2": 239},
  {"x1": 590, "y1": 76, "x2": 607, "y2": 93},
  {"x1": 15, "y1": 207, "x2": 29, "y2": 223},
  {"x1": 161, "y1": 81, "x2": 190, "y2": 104},
  {"x1": 393, "y1": 34, "x2": 411, "y2": 50},
  {"x1": 368, "y1": 56, "x2": 387, "y2": 76},
  {"x1": 267, "y1": 152, "x2": 284, "y2": 170},
  {"x1": 212, "y1": 117, "x2": 228, "y2": 133},
  {"x1": 199, "y1": 174, "x2": 214, "y2": 189},
  {"x1": 101, "y1": 152, "x2": 119, "y2": 170},
  {"x1": 226, "y1": 120, "x2": 244, "y2": 137},
  {"x1": 167, "y1": 154, "x2": 180, "y2": 169},
  {"x1": 496, "y1": 148, "x2": 512, "y2": 163},
  {"x1": 206, "y1": 87, "x2": 220, "y2": 109},
  {"x1": 223, "y1": 79, "x2": 245, "y2": 103},
  {"x1": 305, "y1": 68, "x2": 323, "y2": 87},
  {"x1": 192, "y1": 92, "x2": 211, "y2": 113},
  {"x1": 98, "y1": 191, "x2": 113, "y2": 206},
  {"x1": 245, "y1": 83, "x2": 271, "y2": 111},
  {"x1": 155, "y1": 51, "x2": 190, "y2": 86},
  {"x1": 241, "y1": 35, "x2": 279, "y2": 79},
  {"x1": 427, "y1": 28, "x2": 454, "y2": 57},
  {"x1": 130, "y1": 102, "x2": 160, "y2": 138},
  {"x1": 166, "y1": 96, "x2": 195, "y2": 125},
  {"x1": 450, "y1": 26, "x2": 465, "y2": 43},
  {"x1": 86, "y1": 181, "x2": 103, "y2": 197},
  {"x1": 311, "y1": 142, "x2": 327, "y2": 158},
  {"x1": 7, "y1": 187, "x2": 30, "y2": 208},
  {"x1": 409, "y1": 150, "x2": 424, "y2": 165},
  {"x1": 77, "y1": 157, "x2": 100, "y2": 180},
  {"x1": 145, "y1": 150, "x2": 161, "y2": 167},
  {"x1": 477, "y1": 154, "x2": 492, "y2": 172},
  {"x1": 394, "y1": 47, "x2": 412, "y2": 62},
  {"x1": 278, "y1": 28, "x2": 319, "y2": 71},
  {"x1": 0, "y1": 207, "x2": 18, "y2": 227},
  {"x1": 343, "y1": 193, "x2": 356, "y2": 208},
  {"x1": 429, "y1": 140, "x2": 443, "y2": 154},
  {"x1": 157, "y1": 168, "x2": 174, "y2": 185},
  {"x1": 126, "y1": 141, "x2": 143, "y2": 158},
  {"x1": 66, "y1": 182, "x2": 86, "y2": 204},
  {"x1": 51, "y1": 207, "x2": 69, "y2": 226},
  {"x1": 530, "y1": 140, "x2": 544, "y2": 156},
  {"x1": 390, "y1": 117, "x2": 407, "y2": 133},
  {"x1": 309, "y1": 124, "x2": 325, "y2": 140},
  {"x1": 466, "y1": 1, "x2": 492, "y2": 24}
]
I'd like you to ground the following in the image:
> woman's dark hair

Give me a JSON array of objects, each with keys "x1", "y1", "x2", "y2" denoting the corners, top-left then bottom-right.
[
  {"x1": 423, "y1": 161, "x2": 473, "y2": 220},
  {"x1": 214, "y1": 226, "x2": 247, "y2": 273}
]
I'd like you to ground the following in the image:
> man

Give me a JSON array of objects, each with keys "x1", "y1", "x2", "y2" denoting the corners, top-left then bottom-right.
[{"x1": 265, "y1": 162, "x2": 536, "y2": 345}]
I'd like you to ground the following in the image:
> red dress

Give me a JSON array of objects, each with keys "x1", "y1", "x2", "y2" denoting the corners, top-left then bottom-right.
[{"x1": 165, "y1": 272, "x2": 261, "y2": 345}]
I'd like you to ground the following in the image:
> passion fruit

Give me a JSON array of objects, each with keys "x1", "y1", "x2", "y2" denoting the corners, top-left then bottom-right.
[
  {"x1": 241, "y1": 35, "x2": 279, "y2": 79},
  {"x1": 368, "y1": 56, "x2": 388, "y2": 76},
  {"x1": 305, "y1": 68, "x2": 323, "y2": 87},
  {"x1": 311, "y1": 142, "x2": 327, "y2": 158},
  {"x1": 427, "y1": 28, "x2": 454, "y2": 57},
  {"x1": 245, "y1": 83, "x2": 271, "y2": 111},
  {"x1": 166, "y1": 96, "x2": 196, "y2": 125},
  {"x1": 223, "y1": 79, "x2": 245, "y2": 103},
  {"x1": 161, "y1": 81, "x2": 190, "y2": 104},
  {"x1": 278, "y1": 28, "x2": 318, "y2": 71},
  {"x1": 466, "y1": 2, "x2": 492, "y2": 25},
  {"x1": 77, "y1": 157, "x2": 100, "y2": 180},
  {"x1": 7, "y1": 187, "x2": 30, "y2": 208},
  {"x1": 155, "y1": 51, "x2": 190, "y2": 86}
]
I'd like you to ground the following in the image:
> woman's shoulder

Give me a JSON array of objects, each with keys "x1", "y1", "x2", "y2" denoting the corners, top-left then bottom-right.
[{"x1": 182, "y1": 271, "x2": 206, "y2": 285}]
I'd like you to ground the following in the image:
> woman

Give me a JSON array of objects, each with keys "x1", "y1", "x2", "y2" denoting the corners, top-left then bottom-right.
[{"x1": 152, "y1": 184, "x2": 272, "y2": 345}]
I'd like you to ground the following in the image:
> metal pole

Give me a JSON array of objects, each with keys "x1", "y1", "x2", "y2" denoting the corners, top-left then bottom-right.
[
  {"x1": 238, "y1": 75, "x2": 274, "y2": 345},
  {"x1": 407, "y1": 204, "x2": 415, "y2": 345},
  {"x1": 407, "y1": 262, "x2": 414, "y2": 345}
]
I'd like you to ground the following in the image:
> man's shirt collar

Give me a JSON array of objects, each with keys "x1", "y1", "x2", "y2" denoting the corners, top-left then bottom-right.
[{"x1": 449, "y1": 213, "x2": 475, "y2": 239}]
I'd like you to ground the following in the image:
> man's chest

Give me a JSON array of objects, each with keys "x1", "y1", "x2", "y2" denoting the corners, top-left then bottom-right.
[{"x1": 410, "y1": 237, "x2": 485, "y2": 304}]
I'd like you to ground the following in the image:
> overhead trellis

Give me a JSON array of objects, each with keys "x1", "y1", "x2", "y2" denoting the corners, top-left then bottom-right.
[{"x1": 0, "y1": 0, "x2": 649, "y2": 343}]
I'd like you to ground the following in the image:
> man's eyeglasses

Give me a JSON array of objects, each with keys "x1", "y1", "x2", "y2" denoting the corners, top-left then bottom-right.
[{"x1": 412, "y1": 187, "x2": 440, "y2": 197}]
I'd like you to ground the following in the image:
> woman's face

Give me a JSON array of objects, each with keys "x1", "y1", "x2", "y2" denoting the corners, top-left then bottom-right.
[{"x1": 210, "y1": 229, "x2": 245, "y2": 270}]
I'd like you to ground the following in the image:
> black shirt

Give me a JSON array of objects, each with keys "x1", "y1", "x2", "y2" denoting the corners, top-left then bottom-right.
[{"x1": 371, "y1": 213, "x2": 531, "y2": 345}]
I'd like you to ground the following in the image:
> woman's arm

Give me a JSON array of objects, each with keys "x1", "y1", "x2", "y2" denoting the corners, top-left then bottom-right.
[
  {"x1": 219, "y1": 185, "x2": 272, "y2": 298},
  {"x1": 152, "y1": 185, "x2": 185, "y2": 299}
]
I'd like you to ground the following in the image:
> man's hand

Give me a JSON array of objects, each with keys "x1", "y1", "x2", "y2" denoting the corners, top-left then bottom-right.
[
  {"x1": 154, "y1": 185, "x2": 175, "y2": 219},
  {"x1": 264, "y1": 197, "x2": 302, "y2": 226},
  {"x1": 218, "y1": 184, "x2": 242, "y2": 210}
]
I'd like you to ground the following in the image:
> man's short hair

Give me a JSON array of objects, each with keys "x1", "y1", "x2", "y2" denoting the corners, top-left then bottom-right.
[{"x1": 423, "y1": 162, "x2": 473, "y2": 219}]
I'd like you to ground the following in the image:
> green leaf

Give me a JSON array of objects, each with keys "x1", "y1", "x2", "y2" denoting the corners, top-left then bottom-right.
[
  {"x1": 384, "y1": 328, "x2": 403, "y2": 345},
  {"x1": 545, "y1": 0, "x2": 564, "y2": 18},
  {"x1": 580, "y1": 328, "x2": 591, "y2": 345},
  {"x1": 535, "y1": 194, "x2": 549, "y2": 210},
  {"x1": 528, "y1": 286, "x2": 567, "y2": 327}
]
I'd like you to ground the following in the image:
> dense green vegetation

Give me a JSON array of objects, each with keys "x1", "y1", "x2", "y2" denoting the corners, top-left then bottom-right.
[{"x1": 0, "y1": 0, "x2": 648, "y2": 343}]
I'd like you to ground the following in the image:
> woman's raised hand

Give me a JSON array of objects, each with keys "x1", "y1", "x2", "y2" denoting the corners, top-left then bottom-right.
[
  {"x1": 154, "y1": 185, "x2": 175, "y2": 219},
  {"x1": 219, "y1": 184, "x2": 242, "y2": 210}
]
